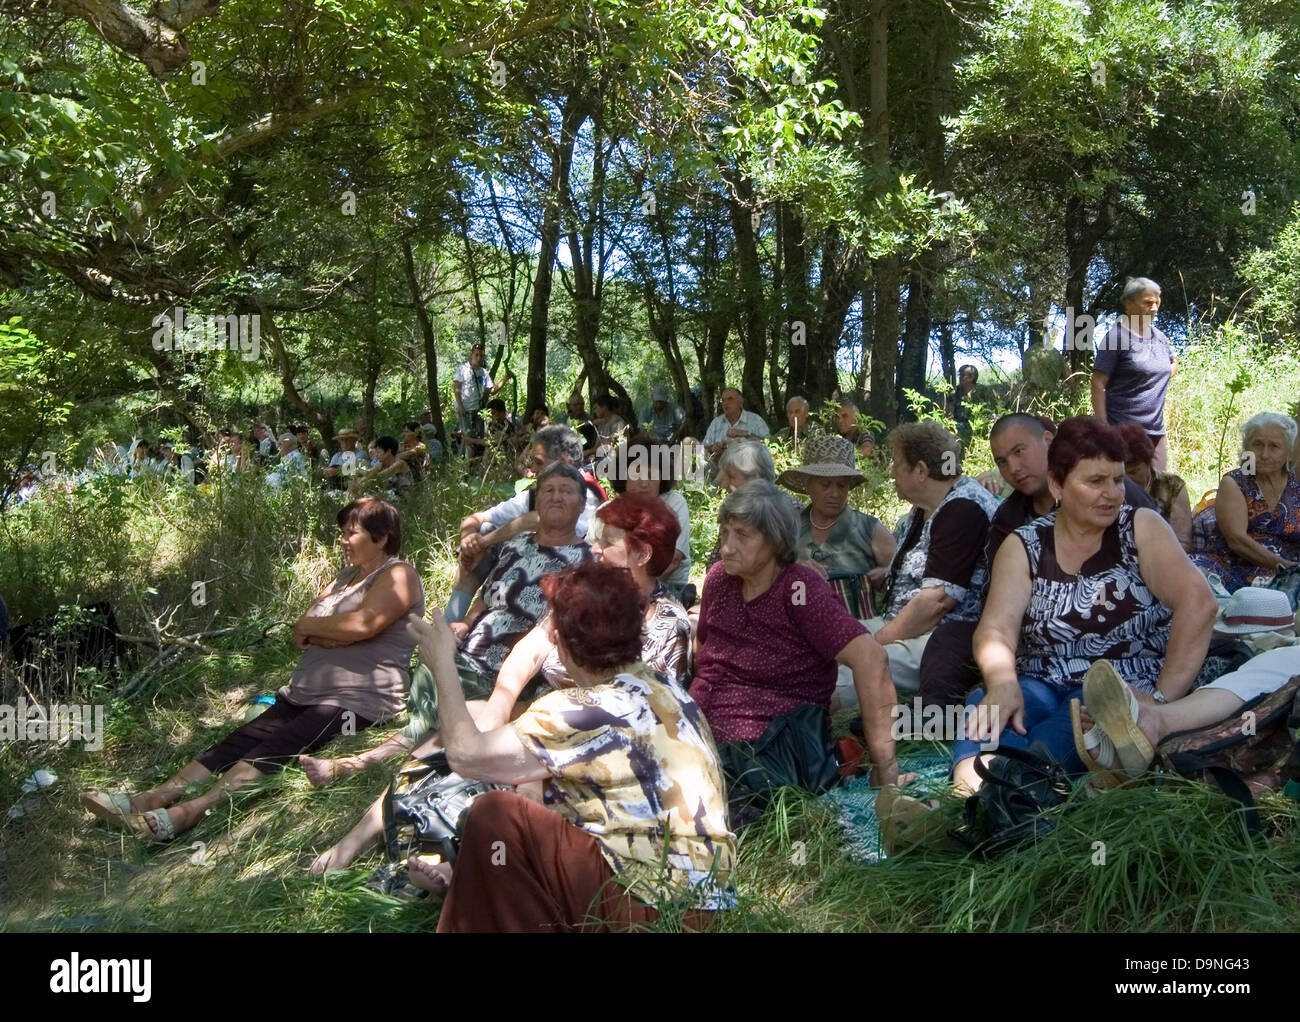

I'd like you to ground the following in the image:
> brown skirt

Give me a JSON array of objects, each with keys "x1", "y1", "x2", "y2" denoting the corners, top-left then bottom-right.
[{"x1": 436, "y1": 789, "x2": 712, "y2": 933}]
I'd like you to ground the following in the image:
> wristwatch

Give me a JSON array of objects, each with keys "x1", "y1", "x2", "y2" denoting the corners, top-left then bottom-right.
[{"x1": 1152, "y1": 690, "x2": 1167, "y2": 704}]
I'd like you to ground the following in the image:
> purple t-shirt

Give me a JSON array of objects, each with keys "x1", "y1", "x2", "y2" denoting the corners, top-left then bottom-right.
[
  {"x1": 1094, "y1": 322, "x2": 1174, "y2": 435},
  {"x1": 690, "y1": 561, "x2": 866, "y2": 744}
]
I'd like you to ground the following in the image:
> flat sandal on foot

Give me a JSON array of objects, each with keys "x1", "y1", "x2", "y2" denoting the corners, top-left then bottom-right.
[
  {"x1": 125, "y1": 808, "x2": 177, "y2": 845},
  {"x1": 1082, "y1": 661, "x2": 1153, "y2": 778},
  {"x1": 81, "y1": 791, "x2": 134, "y2": 827}
]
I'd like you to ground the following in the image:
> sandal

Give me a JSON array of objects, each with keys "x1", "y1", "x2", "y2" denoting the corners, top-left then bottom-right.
[
  {"x1": 81, "y1": 791, "x2": 135, "y2": 827},
  {"x1": 876, "y1": 786, "x2": 958, "y2": 855},
  {"x1": 1082, "y1": 660, "x2": 1154, "y2": 778},
  {"x1": 1069, "y1": 699, "x2": 1126, "y2": 791},
  {"x1": 125, "y1": 808, "x2": 178, "y2": 844}
]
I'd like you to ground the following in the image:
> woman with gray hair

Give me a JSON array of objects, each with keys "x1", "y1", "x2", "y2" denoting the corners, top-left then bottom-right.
[
  {"x1": 715, "y1": 439, "x2": 775, "y2": 491},
  {"x1": 1090, "y1": 277, "x2": 1177, "y2": 469},
  {"x1": 1189, "y1": 410, "x2": 1300, "y2": 590},
  {"x1": 690, "y1": 480, "x2": 907, "y2": 823}
]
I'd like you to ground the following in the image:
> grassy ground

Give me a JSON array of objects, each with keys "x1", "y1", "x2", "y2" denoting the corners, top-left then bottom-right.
[{"x1": 3, "y1": 352, "x2": 1299, "y2": 932}]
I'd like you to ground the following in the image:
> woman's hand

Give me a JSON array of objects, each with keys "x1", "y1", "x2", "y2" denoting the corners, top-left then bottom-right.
[
  {"x1": 866, "y1": 566, "x2": 889, "y2": 589},
  {"x1": 870, "y1": 759, "x2": 918, "y2": 788},
  {"x1": 449, "y1": 620, "x2": 470, "y2": 642},
  {"x1": 972, "y1": 682, "x2": 1024, "y2": 745},
  {"x1": 291, "y1": 617, "x2": 313, "y2": 650}
]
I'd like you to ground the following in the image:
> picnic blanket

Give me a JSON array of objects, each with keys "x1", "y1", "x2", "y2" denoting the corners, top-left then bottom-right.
[{"x1": 820, "y1": 745, "x2": 953, "y2": 863}]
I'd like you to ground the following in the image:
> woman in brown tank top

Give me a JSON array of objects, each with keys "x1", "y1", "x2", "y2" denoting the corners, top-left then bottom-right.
[{"x1": 80, "y1": 498, "x2": 424, "y2": 844}]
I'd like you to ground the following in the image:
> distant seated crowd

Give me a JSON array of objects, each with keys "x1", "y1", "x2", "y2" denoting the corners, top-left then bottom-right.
[{"x1": 73, "y1": 357, "x2": 1300, "y2": 931}]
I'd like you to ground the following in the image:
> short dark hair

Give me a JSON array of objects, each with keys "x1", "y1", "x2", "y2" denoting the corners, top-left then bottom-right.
[
  {"x1": 959, "y1": 364, "x2": 979, "y2": 379},
  {"x1": 1115, "y1": 422, "x2": 1155, "y2": 465},
  {"x1": 337, "y1": 497, "x2": 401, "y2": 554},
  {"x1": 1048, "y1": 416, "x2": 1128, "y2": 483},
  {"x1": 889, "y1": 421, "x2": 962, "y2": 479},
  {"x1": 990, "y1": 413, "x2": 1051, "y2": 443},
  {"x1": 593, "y1": 394, "x2": 615, "y2": 413},
  {"x1": 486, "y1": 398, "x2": 507, "y2": 413},
  {"x1": 540, "y1": 561, "x2": 646, "y2": 671},
  {"x1": 404, "y1": 421, "x2": 420, "y2": 433},
  {"x1": 375, "y1": 435, "x2": 400, "y2": 455},
  {"x1": 293, "y1": 424, "x2": 309, "y2": 434}
]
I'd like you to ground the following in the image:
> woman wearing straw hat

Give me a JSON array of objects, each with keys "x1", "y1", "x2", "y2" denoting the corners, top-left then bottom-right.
[{"x1": 777, "y1": 434, "x2": 896, "y2": 620}]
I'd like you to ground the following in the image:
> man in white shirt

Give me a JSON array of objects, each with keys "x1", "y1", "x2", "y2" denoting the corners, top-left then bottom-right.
[
  {"x1": 703, "y1": 387, "x2": 770, "y2": 456},
  {"x1": 453, "y1": 343, "x2": 510, "y2": 459}
]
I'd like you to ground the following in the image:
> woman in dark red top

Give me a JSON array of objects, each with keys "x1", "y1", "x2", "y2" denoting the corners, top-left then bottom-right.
[{"x1": 690, "y1": 480, "x2": 905, "y2": 819}]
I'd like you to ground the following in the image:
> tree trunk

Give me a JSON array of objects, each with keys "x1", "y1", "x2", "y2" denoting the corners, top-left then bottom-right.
[
  {"x1": 726, "y1": 172, "x2": 768, "y2": 419},
  {"x1": 867, "y1": 0, "x2": 898, "y2": 426},
  {"x1": 525, "y1": 96, "x2": 585, "y2": 416},
  {"x1": 783, "y1": 203, "x2": 812, "y2": 402},
  {"x1": 402, "y1": 236, "x2": 448, "y2": 448},
  {"x1": 898, "y1": 256, "x2": 933, "y2": 420}
]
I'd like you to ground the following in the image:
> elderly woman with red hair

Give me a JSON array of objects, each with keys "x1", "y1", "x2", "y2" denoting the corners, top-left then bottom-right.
[
  {"x1": 406, "y1": 560, "x2": 734, "y2": 931},
  {"x1": 953, "y1": 417, "x2": 1216, "y2": 793},
  {"x1": 1115, "y1": 422, "x2": 1192, "y2": 550}
]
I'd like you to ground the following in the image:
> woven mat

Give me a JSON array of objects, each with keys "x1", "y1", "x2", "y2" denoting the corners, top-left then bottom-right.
[{"x1": 820, "y1": 745, "x2": 954, "y2": 864}]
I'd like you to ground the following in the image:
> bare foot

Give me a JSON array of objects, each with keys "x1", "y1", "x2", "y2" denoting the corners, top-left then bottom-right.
[
  {"x1": 406, "y1": 854, "x2": 452, "y2": 894},
  {"x1": 310, "y1": 828, "x2": 377, "y2": 875},
  {"x1": 300, "y1": 754, "x2": 361, "y2": 789},
  {"x1": 1134, "y1": 704, "x2": 1161, "y2": 750}
]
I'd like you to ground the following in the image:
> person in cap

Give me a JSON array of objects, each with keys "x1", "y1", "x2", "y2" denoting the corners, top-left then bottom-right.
[
  {"x1": 639, "y1": 385, "x2": 685, "y2": 441},
  {"x1": 325, "y1": 428, "x2": 361, "y2": 488},
  {"x1": 778, "y1": 434, "x2": 896, "y2": 621},
  {"x1": 1072, "y1": 587, "x2": 1299, "y2": 785}
]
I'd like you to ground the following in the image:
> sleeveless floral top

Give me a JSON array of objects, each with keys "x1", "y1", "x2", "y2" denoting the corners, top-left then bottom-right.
[{"x1": 1015, "y1": 505, "x2": 1171, "y2": 691}]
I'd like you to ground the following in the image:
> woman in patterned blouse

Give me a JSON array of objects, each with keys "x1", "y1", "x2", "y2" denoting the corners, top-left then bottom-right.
[
  {"x1": 407, "y1": 561, "x2": 735, "y2": 931},
  {"x1": 953, "y1": 417, "x2": 1216, "y2": 793},
  {"x1": 1189, "y1": 411, "x2": 1300, "y2": 590}
]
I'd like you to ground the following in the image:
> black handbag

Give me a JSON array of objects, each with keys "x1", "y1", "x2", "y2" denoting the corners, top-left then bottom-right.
[
  {"x1": 950, "y1": 743, "x2": 1074, "y2": 859},
  {"x1": 380, "y1": 750, "x2": 502, "y2": 864}
]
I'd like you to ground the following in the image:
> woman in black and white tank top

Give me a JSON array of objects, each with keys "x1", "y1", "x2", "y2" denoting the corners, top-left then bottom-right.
[{"x1": 951, "y1": 418, "x2": 1216, "y2": 793}]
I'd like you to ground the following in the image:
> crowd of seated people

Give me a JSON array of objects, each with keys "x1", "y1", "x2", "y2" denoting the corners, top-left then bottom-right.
[{"x1": 68, "y1": 365, "x2": 1300, "y2": 932}]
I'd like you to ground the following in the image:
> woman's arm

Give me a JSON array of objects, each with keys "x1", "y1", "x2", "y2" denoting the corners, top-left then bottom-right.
[
  {"x1": 870, "y1": 519, "x2": 898, "y2": 572},
  {"x1": 410, "y1": 612, "x2": 550, "y2": 786},
  {"x1": 481, "y1": 623, "x2": 553, "y2": 728},
  {"x1": 872, "y1": 587, "x2": 954, "y2": 645},
  {"x1": 467, "y1": 510, "x2": 538, "y2": 555},
  {"x1": 1213, "y1": 473, "x2": 1292, "y2": 569},
  {"x1": 838, "y1": 633, "x2": 904, "y2": 787},
  {"x1": 294, "y1": 563, "x2": 420, "y2": 647},
  {"x1": 1167, "y1": 480, "x2": 1193, "y2": 551},
  {"x1": 971, "y1": 538, "x2": 1033, "y2": 740},
  {"x1": 1090, "y1": 371, "x2": 1109, "y2": 423},
  {"x1": 1134, "y1": 508, "x2": 1216, "y2": 700}
]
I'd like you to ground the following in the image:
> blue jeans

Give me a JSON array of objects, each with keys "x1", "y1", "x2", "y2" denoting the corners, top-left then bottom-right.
[{"x1": 951, "y1": 677, "x2": 1084, "y2": 773}]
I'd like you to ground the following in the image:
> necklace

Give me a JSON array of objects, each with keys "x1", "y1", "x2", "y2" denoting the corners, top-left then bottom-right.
[{"x1": 810, "y1": 509, "x2": 844, "y2": 532}]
